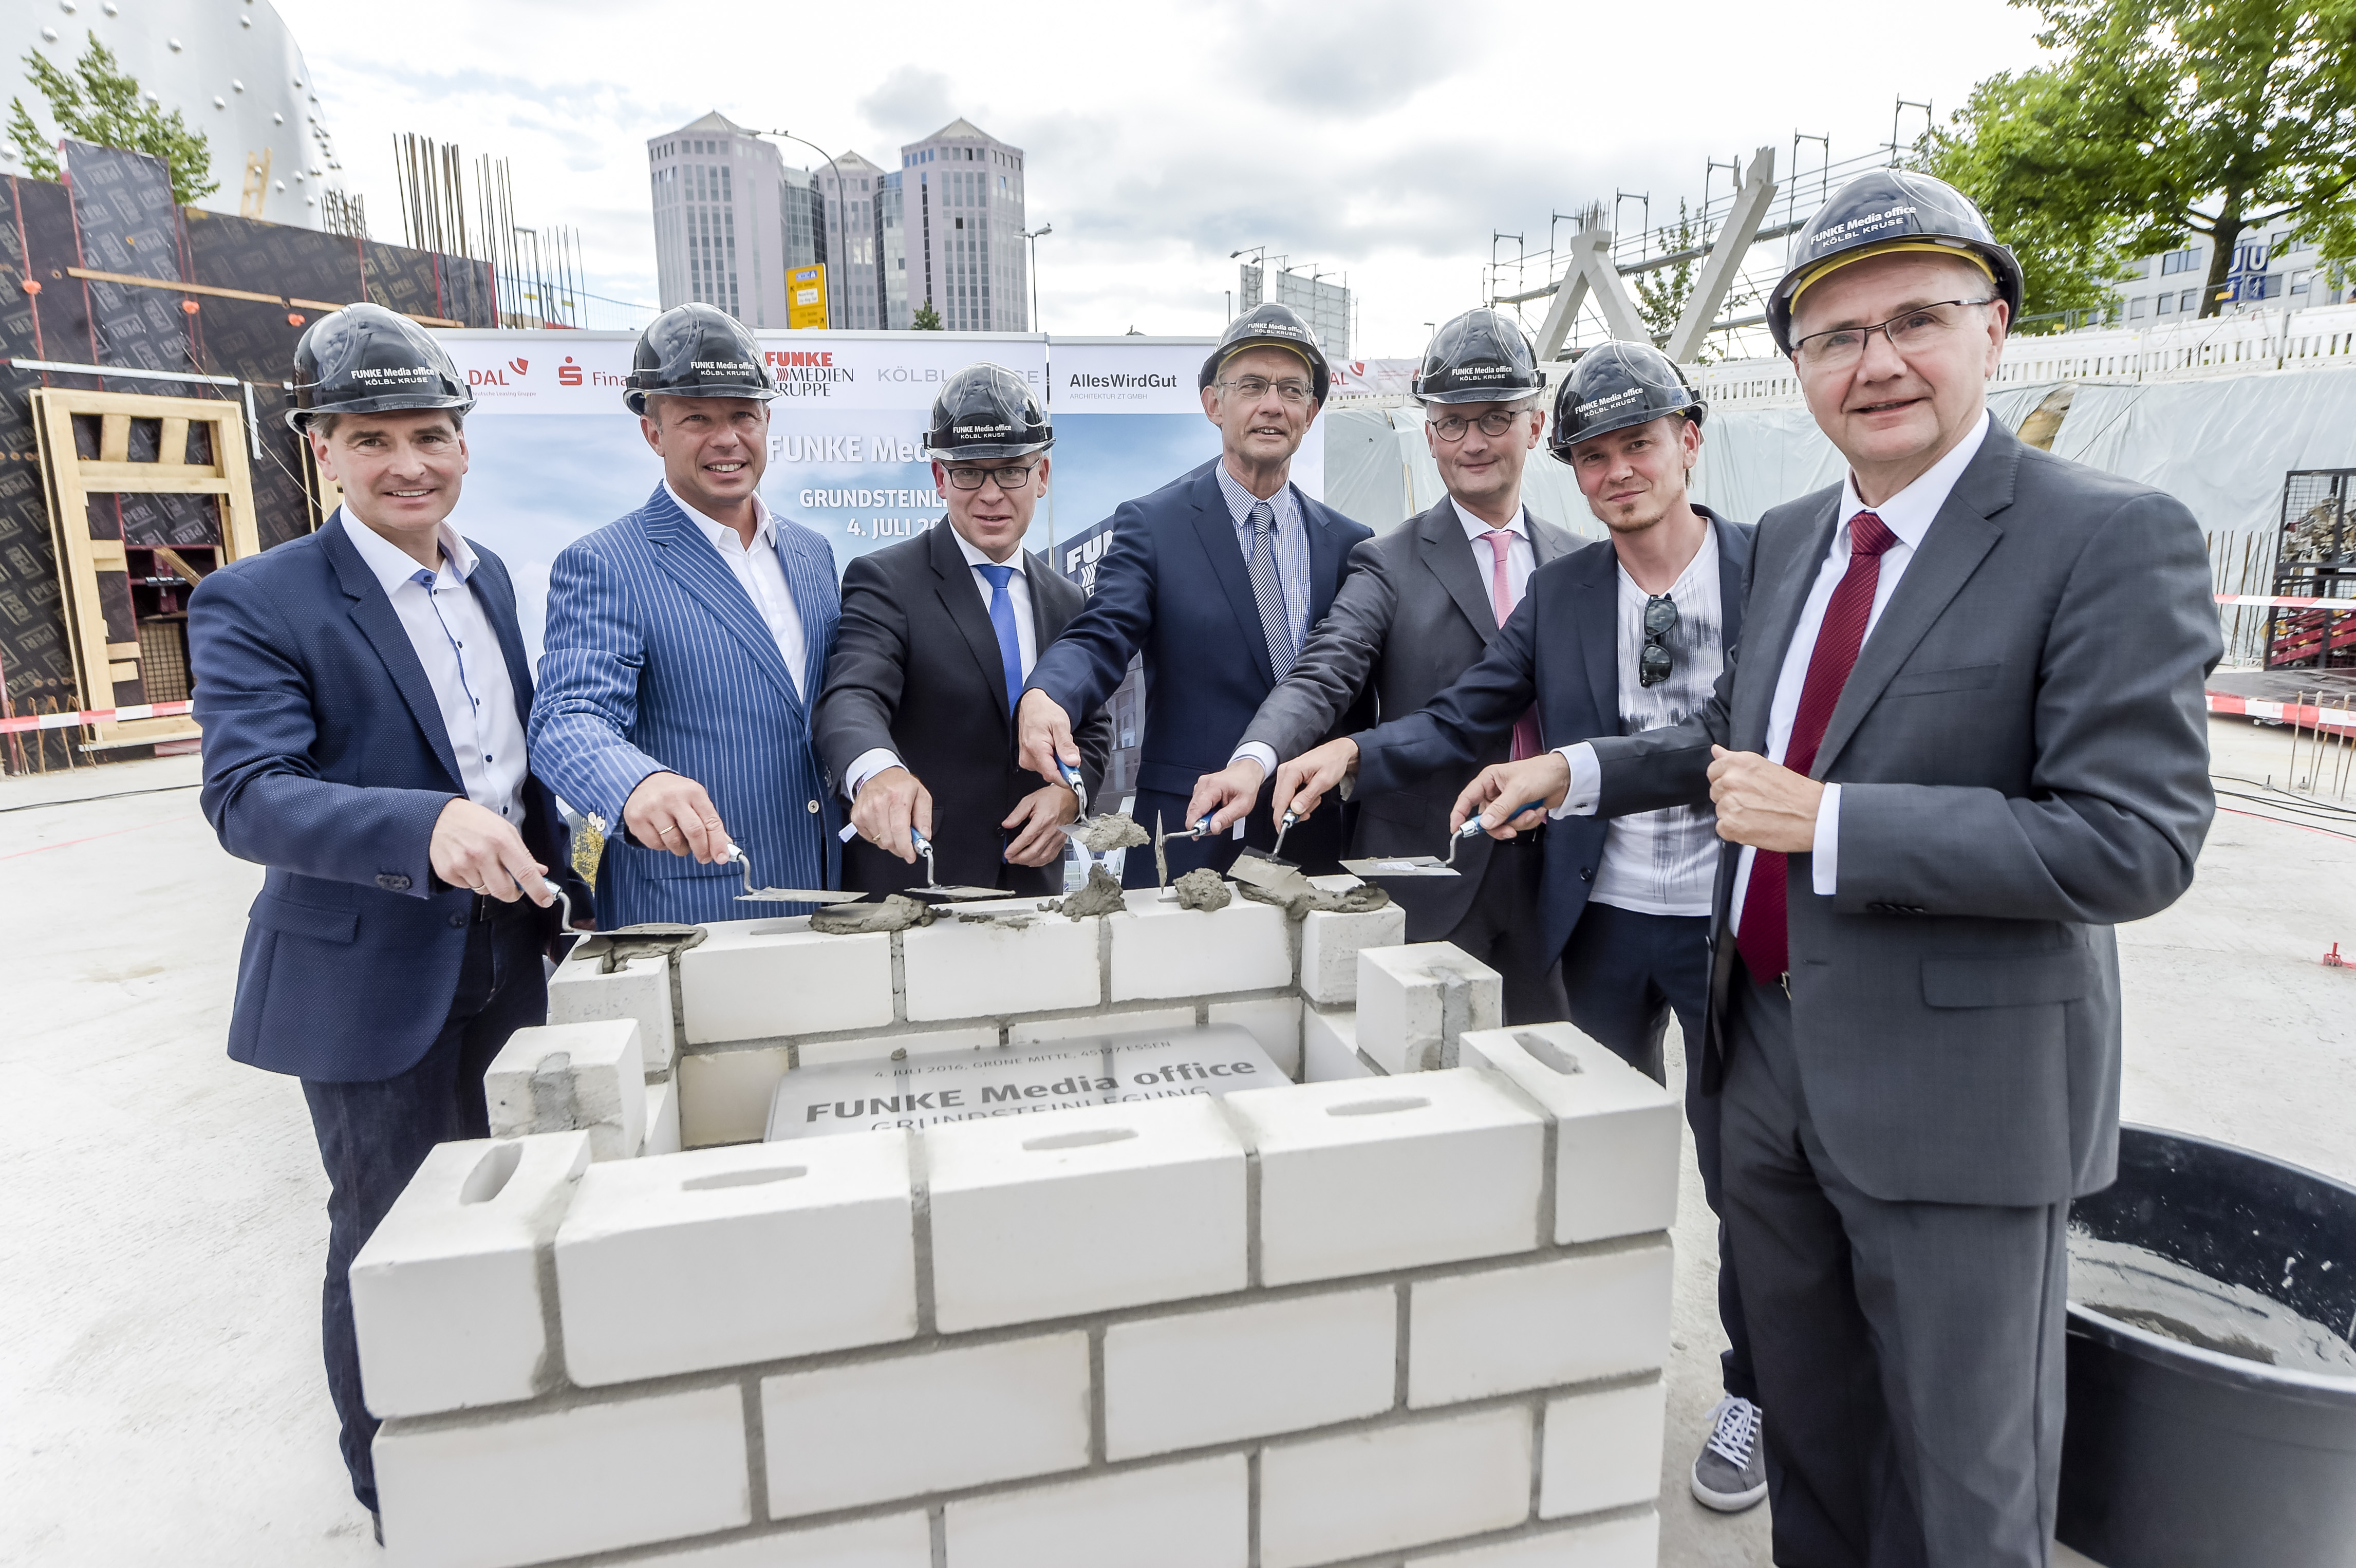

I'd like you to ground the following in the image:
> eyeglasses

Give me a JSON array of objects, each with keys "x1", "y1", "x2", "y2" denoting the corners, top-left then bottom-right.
[
  {"x1": 1639, "y1": 593, "x2": 1678, "y2": 688},
  {"x1": 1789, "y1": 299, "x2": 1996, "y2": 370},
  {"x1": 1217, "y1": 376, "x2": 1314, "y2": 406},
  {"x1": 944, "y1": 463, "x2": 1037, "y2": 492},
  {"x1": 1430, "y1": 409, "x2": 1525, "y2": 441}
]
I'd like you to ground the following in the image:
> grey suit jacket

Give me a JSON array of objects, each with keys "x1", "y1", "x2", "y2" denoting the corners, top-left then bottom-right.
[
  {"x1": 1591, "y1": 419, "x2": 2220, "y2": 1207},
  {"x1": 1239, "y1": 496, "x2": 1581, "y2": 937}
]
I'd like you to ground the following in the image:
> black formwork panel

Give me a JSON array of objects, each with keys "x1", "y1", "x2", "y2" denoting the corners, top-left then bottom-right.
[{"x1": 2268, "y1": 469, "x2": 2356, "y2": 670}]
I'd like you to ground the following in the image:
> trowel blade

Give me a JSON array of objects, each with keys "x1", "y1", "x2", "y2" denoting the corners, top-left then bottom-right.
[
  {"x1": 901, "y1": 884, "x2": 1008, "y2": 902},
  {"x1": 735, "y1": 887, "x2": 870, "y2": 904},
  {"x1": 1340, "y1": 855, "x2": 1462, "y2": 879},
  {"x1": 1226, "y1": 853, "x2": 1303, "y2": 891}
]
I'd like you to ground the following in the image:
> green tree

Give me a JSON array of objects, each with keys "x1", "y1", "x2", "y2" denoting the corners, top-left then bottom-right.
[
  {"x1": 1921, "y1": 0, "x2": 2356, "y2": 325},
  {"x1": 8, "y1": 33, "x2": 216, "y2": 204},
  {"x1": 1633, "y1": 201, "x2": 1721, "y2": 363},
  {"x1": 909, "y1": 301, "x2": 944, "y2": 331}
]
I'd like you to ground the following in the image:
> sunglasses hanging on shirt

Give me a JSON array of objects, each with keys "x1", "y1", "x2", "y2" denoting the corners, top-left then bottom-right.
[{"x1": 1640, "y1": 593, "x2": 1679, "y2": 687}]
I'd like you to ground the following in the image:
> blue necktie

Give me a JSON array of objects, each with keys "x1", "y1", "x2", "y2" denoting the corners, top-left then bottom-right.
[{"x1": 975, "y1": 563, "x2": 1024, "y2": 713}]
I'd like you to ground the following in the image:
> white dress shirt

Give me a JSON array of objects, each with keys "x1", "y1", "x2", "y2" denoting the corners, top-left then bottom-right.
[
  {"x1": 341, "y1": 508, "x2": 528, "y2": 826},
  {"x1": 845, "y1": 526, "x2": 1038, "y2": 799},
  {"x1": 1558, "y1": 409, "x2": 1993, "y2": 922},
  {"x1": 666, "y1": 479, "x2": 806, "y2": 701},
  {"x1": 1229, "y1": 500, "x2": 1535, "y2": 782}
]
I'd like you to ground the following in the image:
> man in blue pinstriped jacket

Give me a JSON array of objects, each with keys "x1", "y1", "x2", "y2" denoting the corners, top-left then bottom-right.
[{"x1": 531, "y1": 305, "x2": 842, "y2": 925}]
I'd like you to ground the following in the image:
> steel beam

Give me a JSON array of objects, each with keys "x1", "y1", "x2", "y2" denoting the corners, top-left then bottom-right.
[{"x1": 1666, "y1": 146, "x2": 1778, "y2": 364}]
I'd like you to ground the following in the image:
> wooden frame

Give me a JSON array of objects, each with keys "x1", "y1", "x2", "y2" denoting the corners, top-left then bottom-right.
[{"x1": 30, "y1": 388, "x2": 260, "y2": 750}]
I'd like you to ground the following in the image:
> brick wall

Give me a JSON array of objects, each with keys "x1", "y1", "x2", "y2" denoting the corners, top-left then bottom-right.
[{"x1": 354, "y1": 882, "x2": 1680, "y2": 1568}]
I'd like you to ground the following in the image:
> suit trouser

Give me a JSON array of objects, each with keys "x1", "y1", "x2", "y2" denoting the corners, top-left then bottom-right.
[
  {"x1": 1558, "y1": 901, "x2": 1753, "y2": 1404},
  {"x1": 1723, "y1": 973, "x2": 2067, "y2": 1568},
  {"x1": 1440, "y1": 835, "x2": 1569, "y2": 1025},
  {"x1": 301, "y1": 901, "x2": 548, "y2": 1513}
]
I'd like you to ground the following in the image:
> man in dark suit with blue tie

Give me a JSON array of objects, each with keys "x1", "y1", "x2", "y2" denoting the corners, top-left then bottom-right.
[
  {"x1": 816, "y1": 363, "x2": 1113, "y2": 894},
  {"x1": 1016, "y1": 302, "x2": 1373, "y2": 881},
  {"x1": 189, "y1": 305, "x2": 588, "y2": 1541},
  {"x1": 532, "y1": 305, "x2": 841, "y2": 924}
]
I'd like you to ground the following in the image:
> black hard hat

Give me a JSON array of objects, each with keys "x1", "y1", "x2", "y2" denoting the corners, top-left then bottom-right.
[
  {"x1": 1414, "y1": 308, "x2": 1544, "y2": 405},
  {"x1": 1199, "y1": 301, "x2": 1332, "y2": 406},
  {"x1": 625, "y1": 303, "x2": 777, "y2": 415},
  {"x1": 285, "y1": 303, "x2": 471, "y2": 431},
  {"x1": 926, "y1": 362, "x2": 1053, "y2": 461},
  {"x1": 1547, "y1": 341, "x2": 1705, "y2": 461},
  {"x1": 1766, "y1": 169, "x2": 2022, "y2": 355}
]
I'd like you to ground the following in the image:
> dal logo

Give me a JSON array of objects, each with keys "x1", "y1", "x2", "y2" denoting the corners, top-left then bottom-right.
[{"x1": 468, "y1": 356, "x2": 532, "y2": 388}]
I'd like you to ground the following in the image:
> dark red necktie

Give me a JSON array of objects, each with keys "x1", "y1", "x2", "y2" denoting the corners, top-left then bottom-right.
[{"x1": 1735, "y1": 510, "x2": 1899, "y2": 984}]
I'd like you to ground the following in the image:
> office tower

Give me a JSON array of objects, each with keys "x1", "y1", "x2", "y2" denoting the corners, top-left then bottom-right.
[
  {"x1": 898, "y1": 119, "x2": 1030, "y2": 332},
  {"x1": 647, "y1": 111, "x2": 824, "y2": 327}
]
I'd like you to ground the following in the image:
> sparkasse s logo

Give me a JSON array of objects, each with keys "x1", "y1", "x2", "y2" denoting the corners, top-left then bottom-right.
[{"x1": 558, "y1": 355, "x2": 583, "y2": 387}]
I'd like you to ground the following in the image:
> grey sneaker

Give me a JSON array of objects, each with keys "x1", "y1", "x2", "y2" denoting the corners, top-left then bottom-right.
[{"x1": 1691, "y1": 1395, "x2": 1768, "y2": 1512}]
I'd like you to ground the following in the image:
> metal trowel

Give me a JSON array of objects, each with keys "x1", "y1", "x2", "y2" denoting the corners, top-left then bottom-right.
[
  {"x1": 727, "y1": 841, "x2": 866, "y2": 905},
  {"x1": 900, "y1": 827, "x2": 1007, "y2": 902},
  {"x1": 1340, "y1": 798, "x2": 1550, "y2": 880}
]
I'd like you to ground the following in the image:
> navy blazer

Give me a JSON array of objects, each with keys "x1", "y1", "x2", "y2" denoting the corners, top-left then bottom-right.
[
  {"x1": 531, "y1": 484, "x2": 842, "y2": 927},
  {"x1": 1355, "y1": 509, "x2": 1755, "y2": 964},
  {"x1": 1025, "y1": 459, "x2": 1373, "y2": 801},
  {"x1": 189, "y1": 512, "x2": 585, "y2": 1084}
]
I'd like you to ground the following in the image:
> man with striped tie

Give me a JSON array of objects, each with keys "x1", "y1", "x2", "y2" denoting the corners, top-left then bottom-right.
[
  {"x1": 532, "y1": 305, "x2": 841, "y2": 925},
  {"x1": 1016, "y1": 302, "x2": 1374, "y2": 884},
  {"x1": 815, "y1": 364, "x2": 1111, "y2": 897},
  {"x1": 1183, "y1": 309, "x2": 1582, "y2": 1022},
  {"x1": 1444, "y1": 172, "x2": 2219, "y2": 1567}
]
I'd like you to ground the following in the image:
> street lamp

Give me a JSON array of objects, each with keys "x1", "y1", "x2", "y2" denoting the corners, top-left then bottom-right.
[
  {"x1": 761, "y1": 129, "x2": 845, "y2": 329},
  {"x1": 1022, "y1": 223, "x2": 1052, "y2": 333}
]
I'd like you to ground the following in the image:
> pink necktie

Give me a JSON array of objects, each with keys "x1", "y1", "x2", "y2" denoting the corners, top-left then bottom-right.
[{"x1": 1480, "y1": 530, "x2": 1542, "y2": 761}]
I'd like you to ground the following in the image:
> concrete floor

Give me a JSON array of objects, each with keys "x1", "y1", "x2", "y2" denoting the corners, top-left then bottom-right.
[{"x1": 5, "y1": 716, "x2": 2350, "y2": 1567}]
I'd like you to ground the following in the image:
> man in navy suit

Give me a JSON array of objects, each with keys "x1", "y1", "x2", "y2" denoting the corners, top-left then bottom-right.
[
  {"x1": 1016, "y1": 302, "x2": 1373, "y2": 882},
  {"x1": 189, "y1": 305, "x2": 588, "y2": 1539},
  {"x1": 1272, "y1": 342, "x2": 1768, "y2": 1514},
  {"x1": 531, "y1": 305, "x2": 841, "y2": 924}
]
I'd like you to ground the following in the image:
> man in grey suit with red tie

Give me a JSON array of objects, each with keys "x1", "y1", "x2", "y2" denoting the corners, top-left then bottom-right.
[{"x1": 1450, "y1": 172, "x2": 2220, "y2": 1566}]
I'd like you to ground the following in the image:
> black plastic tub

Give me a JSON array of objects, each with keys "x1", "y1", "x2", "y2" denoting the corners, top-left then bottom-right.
[{"x1": 2058, "y1": 1125, "x2": 2356, "y2": 1567}]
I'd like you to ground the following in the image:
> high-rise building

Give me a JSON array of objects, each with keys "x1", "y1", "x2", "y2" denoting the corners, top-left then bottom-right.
[
  {"x1": 818, "y1": 151, "x2": 896, "y2": 330},
  {"x1": 899, "y1": 119, "x2": 1030, "y2": 332},
  {"x1": 647, "y1": 111, "x2": 824, "y2": 327}
]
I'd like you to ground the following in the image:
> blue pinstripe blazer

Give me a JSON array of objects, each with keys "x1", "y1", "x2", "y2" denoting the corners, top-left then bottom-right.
[{"x1": 530, "y1": 483, "x2": 842, "y2": 926}]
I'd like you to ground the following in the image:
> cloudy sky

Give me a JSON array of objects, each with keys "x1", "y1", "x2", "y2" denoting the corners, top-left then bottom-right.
[{"x1": 279, "y1": 0, "x2": 2051, "y2": 357}]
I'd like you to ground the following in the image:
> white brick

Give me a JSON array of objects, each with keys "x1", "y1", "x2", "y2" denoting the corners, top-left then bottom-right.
[
  {"x1": 376, "y1": 1385, "x2": 749, "y2": 1568},
  {"x1": 551, "y1": 952, "x2": 677, "y2": 1075},
  {"x1": 944, "y1": 1453, "x2": 1246, "y2": 1568},
  {"x1": 1302, "y1": 1005, "x2": 1374, "y2": 1082},
  {"x1": 1225, "y1": 1070, "x2": 1543, "y2": 1286},
  {"x1": 1107, "y1": 893, "x2": 1292, "y2": 1002},
  {"x1": 642, "y1": 1078, "x2": 681, "y2": 1157},
  {"x1": 681, "y1": 925, "x2": 893, "y2": 1046},
  {"x1": 1409, "y1": 1244, "x2": 1673, "y2": 1407},
  {"x1": 1407, "y1": 1512, "x2": 1661, "y2": 1567},
  {"x1": 1011, "y1": 1005, "x2": 1194, "y2": 1046},
  {"x1": 901, "y1": 912, "x2": 1101, "y2": 1021},
  {"x1": 1299, "y1": 902, "x2": 1408, "y2": 1005},
  {"x1": 1207, "y1": 994, "x2": 1301, "y2": 1078},
  {"x1": 1357, "y1": 943, "x2": 1503, "y2": 1074},
  {"x1": 1260, "y1": 1406, "x2": 1532, "y2": 1568},
  {"x1": 555, "y1": 1134, "x2": 916, "y2": 1386},
  {"x1": 488, "y1": 1020, "x2": 646, "y2": 1163},
  {"x1": 1104, "y1": 1286, "x2": 1394, "y2": 1459},
  {"x1": 762, "y1": 1333, "x2": 1089, "y2": 1516},
  {"x1": 800, "y1": 1023, "x2": 998, "y2": 1070},
  {"x1": 678, "y1": 1046, "x2": 788, "y2": 1148},
  {"x1": 926, "y1": 1096, "x2": 1246, "y2": 1330},
  {"x1": 350, "y1": 1132, "x2": 589, "y2": 1420},
  {"x1": 1459, "y1": 1023, "x2": 1681, "y2": 1244},
  {"x1": 610, "y1": 1513, "x2": 932, "y2": 1567},
  {"x1": 1539, "y1": 1382, "x2": 1667, "y2": 1519}
]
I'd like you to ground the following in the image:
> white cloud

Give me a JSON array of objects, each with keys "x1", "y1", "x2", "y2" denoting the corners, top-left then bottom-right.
[{"x1": 276, "y1": 0, "x2": 2047, "y2": 355}]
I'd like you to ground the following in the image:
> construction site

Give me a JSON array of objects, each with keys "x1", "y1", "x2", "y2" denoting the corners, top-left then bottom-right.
[{"x1": 3, "y1": 15, "x2": 2353, "y2": 1558}]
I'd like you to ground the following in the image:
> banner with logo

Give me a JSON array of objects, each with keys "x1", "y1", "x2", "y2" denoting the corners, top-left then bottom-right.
[{"x1": 434, "y1": 330, "x2": 1323, "y2": 664}]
